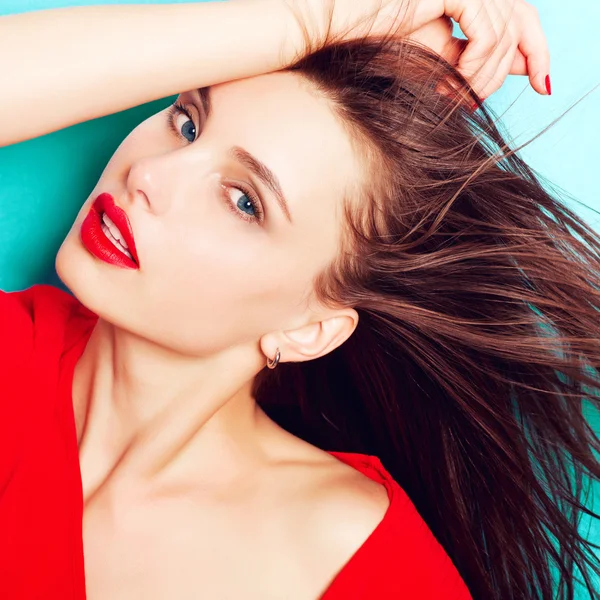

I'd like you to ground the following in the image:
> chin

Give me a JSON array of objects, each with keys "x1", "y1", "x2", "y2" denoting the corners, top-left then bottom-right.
[
  {"x1": 56, "y1": 234, "x2": 84, "y2": 294},
  {"x1": 55, "y1": 229, "x2": 104, "y2": 312}
]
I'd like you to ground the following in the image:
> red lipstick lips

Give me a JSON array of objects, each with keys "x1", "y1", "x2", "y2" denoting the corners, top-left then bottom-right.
[{"x1": 80, "y1": 192, "x2": 140, "y2": 269}]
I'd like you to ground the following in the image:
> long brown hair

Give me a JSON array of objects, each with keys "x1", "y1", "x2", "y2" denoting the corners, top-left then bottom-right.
[{"x1": 252, "y1": 13, "x2": 600, "y2": 600}]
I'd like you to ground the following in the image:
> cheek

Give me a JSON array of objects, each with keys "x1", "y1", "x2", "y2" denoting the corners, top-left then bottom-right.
[
  {"x1": 141, "y1": 223, "x2": 316, "y2": 346},
  {"x1": 134, "y1": 254, "x2": 299, "y2": 355},
  {"x1": 155, "y1": 226, "x2": 276, "y2": 310}
]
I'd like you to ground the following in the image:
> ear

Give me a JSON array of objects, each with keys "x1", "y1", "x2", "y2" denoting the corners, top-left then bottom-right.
[{"x1": 260, "y1": 309, "x2": 359, "y2": 365}]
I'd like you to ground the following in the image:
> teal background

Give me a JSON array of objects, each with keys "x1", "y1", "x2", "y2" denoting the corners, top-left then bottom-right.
[{"x1": 0, "y1": 0, "x2": 599, "y2": 596}]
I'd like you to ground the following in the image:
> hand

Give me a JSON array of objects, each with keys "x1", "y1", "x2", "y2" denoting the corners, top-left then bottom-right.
[
  {"x1": 298, "y1": 0, "x2": 550, "y2": 100},
  {"x1": 407, "y1": 3, "x2": 550, "y2": 100}
]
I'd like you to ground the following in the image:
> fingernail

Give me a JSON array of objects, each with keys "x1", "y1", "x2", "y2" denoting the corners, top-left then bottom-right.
[
  {"x1": 469, "y1": 98, "x2": 483, "y2": 114},
  {"x1": 545, "y1": 74, "x2": 552, "y2": 95}
]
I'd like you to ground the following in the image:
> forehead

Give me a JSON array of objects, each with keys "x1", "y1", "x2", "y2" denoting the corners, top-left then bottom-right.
[{"x1": 195, "y1": 71, "x2": 362, "y2": 228}]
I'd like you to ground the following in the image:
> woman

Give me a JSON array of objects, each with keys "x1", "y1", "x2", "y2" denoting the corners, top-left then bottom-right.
[{"x1": 0, "y1": 0, "x2": 598, "y2": 598}]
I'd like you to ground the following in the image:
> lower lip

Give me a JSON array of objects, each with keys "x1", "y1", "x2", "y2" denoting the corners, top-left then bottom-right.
[{"x1": 80, "y1": 201, "x2": 139, "y2": 270}]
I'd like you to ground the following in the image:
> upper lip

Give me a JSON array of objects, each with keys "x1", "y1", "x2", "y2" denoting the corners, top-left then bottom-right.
[{"x1": 92, "y1": 192, "x2": 140, "y2": 265}]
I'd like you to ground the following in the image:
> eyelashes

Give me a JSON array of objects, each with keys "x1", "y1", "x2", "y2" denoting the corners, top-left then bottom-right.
[
  {"x1": 219, "y1": 181, "x2": 264, "y2": 224},
  {"x1": 166, "y1": 101, "x2": 195, "y2": 140},
  {"x1": 166, "y1": 101, "x2": 264, "y2": 224}
]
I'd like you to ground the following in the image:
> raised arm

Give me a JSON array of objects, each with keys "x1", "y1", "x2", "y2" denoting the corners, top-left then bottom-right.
[
  {"x1": 0, "y1": 0, "x2": 550, "y2": 148},
  {"x1": 0, "y1": 0, "x2": 303, "y2": 147}
]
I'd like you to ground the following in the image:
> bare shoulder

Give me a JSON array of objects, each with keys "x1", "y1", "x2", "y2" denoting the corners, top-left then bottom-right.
[
  {"x1": 304, "y1": 452, "x2": 391, "y2": 548},
  {"x1": 272, "y1": 443, "x2": 391, "y2": 570}
]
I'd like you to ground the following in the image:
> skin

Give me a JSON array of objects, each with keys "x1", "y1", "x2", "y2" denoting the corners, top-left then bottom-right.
[
  {"x1": 0, "y1": 0, "x2": 547, "y2": 595},
  {"x1": 49, "y1": 11, "x2": 544, "y2": 598},
  {"x1": 55, "y1": 70, "x2": 390, "y2": 599}
]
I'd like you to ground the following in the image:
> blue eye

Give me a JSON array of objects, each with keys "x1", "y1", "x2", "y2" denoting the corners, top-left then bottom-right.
[
  {"x1": 237, "y1": 194, "x2": 256, "y2": 217},
  {"x1": 167, "y1": 102, "x2": 197, "y2": 143},
  {"x1": 180, "y1": 120, "x2": 196, "y2": 143},
  {"x1": 221, "y1": 184, "x2": 264, "y2": 224}
]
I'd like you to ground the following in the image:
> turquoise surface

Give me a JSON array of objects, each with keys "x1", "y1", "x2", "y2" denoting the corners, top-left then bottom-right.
[{"x1": 0, "y1": 1, "x2": 598, "y2": 595}]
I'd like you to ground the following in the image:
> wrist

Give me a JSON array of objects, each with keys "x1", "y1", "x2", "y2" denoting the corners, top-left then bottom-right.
[{"x1": 225, "y1": 0, "x2": 310, "y2": 70}]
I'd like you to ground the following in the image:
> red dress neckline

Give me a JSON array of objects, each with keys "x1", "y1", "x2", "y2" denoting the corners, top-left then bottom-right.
[
  {"x1": 57, "y1": 308, "x2": 400, "y2": 597},
  {"x1": 0, "y1": 283, "x2": 472, "y2": 599}
]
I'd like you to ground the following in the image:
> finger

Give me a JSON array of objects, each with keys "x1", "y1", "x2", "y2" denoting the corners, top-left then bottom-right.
[
  {"x1": 442, "y1": 37, "x2": 467, "y2": 66},
  {"x1": 509, "y1": 48, "x2": 527, "y2": 75},
  {"x1": 491, "y1": 0, "x2": 541, "y2": 83},
  {"x1": 493, "y1": 0, "x2": 522, "y2": 67},
  {"x1": 468, "y1": 0, "x2": 518, "y2": 97},
  {"x1": 406, "y1": 17, "x2": 454, "y2": 56},
  {"x1": 444, "y1": 0, "x2": 501, "y2": 94},
  {"x1": 464, "y1": 26, "x2": 515, "y2": 99},
  {"x1": 516, "y1": 3, "x2": 551, "y2": 94},
  {"x1": 446, "y1": 39, "x2": 527, "y2": 76},
  {"x1": 470, "y1": 0, "x2": 518, "y2": 98},
  {"x1": 478, "y1": 40, "x2": 518, "y2": 98}
]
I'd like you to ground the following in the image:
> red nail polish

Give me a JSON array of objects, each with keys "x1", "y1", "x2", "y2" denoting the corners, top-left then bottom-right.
[
  {"x1": 468, "y1": 97, "x2": 483, "y2": 113},
  {"x1": 545, "y1": 74, "x2": 552, "y2": 95}
]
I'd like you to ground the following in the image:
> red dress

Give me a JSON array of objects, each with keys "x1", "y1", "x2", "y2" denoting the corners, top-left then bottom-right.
[{"x1": 0, "y1": 284, "x2": 472, "y2": 599}]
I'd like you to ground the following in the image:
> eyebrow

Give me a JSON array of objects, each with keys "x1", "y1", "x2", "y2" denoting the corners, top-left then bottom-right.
[{"x1": 196, "y1": 86, "x2": 292, "y2": 223}]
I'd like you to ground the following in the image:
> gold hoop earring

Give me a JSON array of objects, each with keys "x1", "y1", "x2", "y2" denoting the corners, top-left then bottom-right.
[{"x1": 267, "y1": 348, "x2": 281, "y2": 369}]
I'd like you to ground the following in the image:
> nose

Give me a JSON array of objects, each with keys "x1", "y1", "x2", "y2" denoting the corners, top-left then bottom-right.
[
  {"x1": 125, "y1": 146, "x2": 211, "y2": 216},
  {"x1": 125, "y1": 157, "x2": 170, "y2": 215}
]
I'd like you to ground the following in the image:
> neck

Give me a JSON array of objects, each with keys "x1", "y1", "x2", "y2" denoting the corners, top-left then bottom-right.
[{"x1": 73, "y1": 317, "x2": 271, "y2": 502}]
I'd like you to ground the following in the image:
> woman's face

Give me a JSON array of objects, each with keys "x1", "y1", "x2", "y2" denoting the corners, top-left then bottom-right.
[{"x1": 56, "y1": 71, "x2": 362, "y2": 356}]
